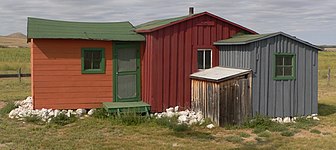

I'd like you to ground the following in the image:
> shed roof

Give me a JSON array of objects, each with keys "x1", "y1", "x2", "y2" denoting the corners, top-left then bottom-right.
[
  {"x1": 190, "y1": 67, "x2": 251, "y2": 82},
  {"x1": 135, "y1": 12, "x2": 257, "y2": 34},
  {"x1": 27, "y1": 17, "x2": 145, "y2": 41},
  {"x1": 214, "y1": 32, "x2": 322, "y2": 50}
]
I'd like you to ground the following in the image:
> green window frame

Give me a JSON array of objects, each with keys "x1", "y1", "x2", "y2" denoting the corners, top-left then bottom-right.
[
  {"x1": 81, "y1": 48, "x2": 105, "y2": 74},
  {"x1": 273, "y1": 53, "x2": 296, "y2": 80}
]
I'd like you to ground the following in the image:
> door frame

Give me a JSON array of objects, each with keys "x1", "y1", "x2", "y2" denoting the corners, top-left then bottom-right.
[{"x1": 113, "y1": 42, "x2": 141, "y2": 102}]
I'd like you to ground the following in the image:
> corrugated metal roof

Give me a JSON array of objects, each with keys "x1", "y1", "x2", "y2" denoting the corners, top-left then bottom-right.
[
  {"x1": 190, "y1": 67, "x2": 251, "y2": 82},
  {"x1": 214, "y1": 32, "x2": 322, "y2": 50},
  {"x1": 27, "y1": 17, "x2": 145, "y2": 41}
]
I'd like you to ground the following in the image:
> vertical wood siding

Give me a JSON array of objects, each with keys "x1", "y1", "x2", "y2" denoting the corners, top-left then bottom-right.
[
  {"x1": 218, "y1": 35, "x2": 319, "y2": 117},
  {"x1": 141, "y1": 14, "x2": 244, "y2": 112},
  {"x1": 191, "y1": 74, "x2": 252, "y2": 126},
  {"x1": 32, "y1": 39, "x2": 113, "y2": 109}
]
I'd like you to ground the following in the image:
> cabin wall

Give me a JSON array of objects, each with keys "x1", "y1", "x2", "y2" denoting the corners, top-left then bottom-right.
[
  {"x1": 218, "y1": 35, "x2": 319, "y2": 117},
  {"x1": 142, "y1": 14, "x2": 244, "y2": 112},
  {"x1": 31, "y1": 39, "x2": 113, "y2": 109}
]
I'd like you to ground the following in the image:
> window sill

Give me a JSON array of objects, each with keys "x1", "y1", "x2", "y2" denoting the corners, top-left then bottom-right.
[
  {"x1": 273, "y1": 76, "x2": 296, "y2": 80},
  {"x1": 82, "y1": 69, "x2": 105, "y2": 74}
]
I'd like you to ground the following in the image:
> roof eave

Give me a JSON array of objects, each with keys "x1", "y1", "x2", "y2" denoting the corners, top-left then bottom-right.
[{"x1": 136, "y1": 12, "x2": 258, "y2": 34}]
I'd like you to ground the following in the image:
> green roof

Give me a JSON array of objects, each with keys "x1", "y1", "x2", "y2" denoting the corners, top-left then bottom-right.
[
  {"x1": 135, "y1": 15, "x2": 191, "y2": 31},
  {"x1": 214, "y1": 33, "x2": 277, "y2": 45},
  {"x1": 27, "y1": 17, "x2": 145, "y2": 41},
  {"x1": 214, "y1": 32, "x2": 322, "y2": 50}
]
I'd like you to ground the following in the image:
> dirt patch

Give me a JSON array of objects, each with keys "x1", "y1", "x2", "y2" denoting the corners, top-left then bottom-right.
[{"x1": 0, "y1": 101, "x2": 5, "y2": 109}]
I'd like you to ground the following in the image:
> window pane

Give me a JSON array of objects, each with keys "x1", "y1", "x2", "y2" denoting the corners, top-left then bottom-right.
[
  {"x1": 276, "y1": 56, "x2": 283, "y2": 66},
  {"x1": 92, "y1": 51, "x2": 101, "y2": 60},
  {"x1": 276, "y1": 67, "x2": 283, "y2": 76},
  {"x1": 284, "y1": 67, "x2": 292, "y2": 76},
  {"x1": 205, "y1": 51, "x2": 211, "y2": 69},
  {"x1": 84, "y1": 51, "x2": 92, "y2": 70},
  {"x1": 284, "y1": 56, "x2": 292, "y2": 65},
  {"x1": 93, "y1": 60, "x2": 101, "y2": 69},
  {"x1": 197, "y1": 51, "x2": 204, "y2": 69}
]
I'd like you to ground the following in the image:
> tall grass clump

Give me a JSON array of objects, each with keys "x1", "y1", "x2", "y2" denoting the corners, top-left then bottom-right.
[{"x1": 0, "y1": 101, "x2": 17, "y2": 115}]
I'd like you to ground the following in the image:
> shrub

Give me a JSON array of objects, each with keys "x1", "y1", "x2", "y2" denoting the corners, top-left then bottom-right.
[
  {"x1": 24, "y1": 115, "x2": 45, "y2": 125},
  {"x1": 280, "y1": 130, "x2": 295, "y2": 137},
  {"x1": 118, "y1": 111, "x2": 149, "y2": 126},
  {"x1": 155, "y1": 117, "x2": 190, "y2": 132},
  {"x1": 92, "y1": 108, "x2": 108, "y2": 119},
  {"x1": 225, "y1": 135, "x2": 244, "y2": 143},
  {"x1": 310, "y1": 129, "x2": 321, "y2": 134},
  {"x1": 244, "y1": 115, "x2": 289, "y2": 133},
  {"x1": 50, "y1": 113, "x2": 77, "y2": 126},
  {"x1": 239, "y1": 132, "x2": 251, "y2": 138},
  {"x1": 257, "y1": 130, "x2": 272, "y2": 137},
  {"x1": 0, "y1": 101, "x2": 17, "y2": 115}
]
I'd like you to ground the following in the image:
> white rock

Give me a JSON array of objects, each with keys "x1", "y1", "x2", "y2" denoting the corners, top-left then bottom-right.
[
  {"x1": 178, "y1": 115, "x2": 188, "y2": 123},
  {"x1": 283, "y1": 117, "x2": 291, "y2": 123},
  {"x1": 166, "y1": 111, "x2": 175, "y2": 118},
  {"x1": 166, "y1": 107, "x2": 174, "y2": 113},
  {"x1": 189, "y1": 118, "x2": 198, "y2": 125},
  {"x1": 54, "y1": 110, "x2": 60, "y2": 117},
  {"x1": 76, "y1": 109, "x2": 86, "y2": 116},
  {"x1": 206, "y1": 124, "x2": 215, "y2": 129},
  {"x1": 312, "y1": 114, "x2": 318, "y2": 117},
  {"x1": 174, "y1": 106, "x2": 179, "y2": 112},
  {"x1": 313, "y1": 116, "x2": 320, "y2": 121},
  {"x1": 306, "y1": 115, "x2": 312, "y2": 119},
  {"x1": 87, "y1": 109, "x2": 95, "y2": 116},
  {"x1": 178, "y1": 111, "x2": 189, "y2": 116}
]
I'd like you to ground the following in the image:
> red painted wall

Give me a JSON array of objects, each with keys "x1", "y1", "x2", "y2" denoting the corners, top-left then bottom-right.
[
  {"x1": 141, "y1": 14, "x2": 253, "y2": 112},
  {"x1": 31, "y1": 39, "x2": 113, "y2": 109}
]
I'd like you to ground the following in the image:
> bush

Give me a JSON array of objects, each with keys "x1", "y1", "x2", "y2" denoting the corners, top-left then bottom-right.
[
  {"x1": 24, "y1": 115, "x2": 45, "y2": 125},
  {"x1": 92, "y1": 108, "x2": 108, "y2": 119},
  {"x1": 239, "y1": 132, "x2": 251, "y2": 138},
  {"x1": 0, "y1": 102, "x2": 17, "y2": 115},
  {"x1": 310, "y1": 129, "x2": 321, "y2": 134},
  {"x1": 257, "y1": 130, "x2": 272, "y2": 137},
  {"x1": 280, "y1": 130, "x2": 295, "y2": 137},
  {"x1": 50, "y1": 113, "x2": 77, "y2": 126},
  {"x1": 225, "y1": 135, "x2": 244, "y2": 143},
  {"x1": 244, "y1": 115, "x2": 289, "y2": 133},
  {"x1": 118, "y1": 111, "x2": 149, "y2": 126},
  {"x1": 155, "y1": 117, "x2": 190, "y2": 132}
]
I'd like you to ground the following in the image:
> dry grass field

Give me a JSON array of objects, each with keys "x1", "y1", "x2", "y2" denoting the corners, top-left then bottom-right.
[{"x1": 0, "y1": 49, "x2": 336, "y2": 149}]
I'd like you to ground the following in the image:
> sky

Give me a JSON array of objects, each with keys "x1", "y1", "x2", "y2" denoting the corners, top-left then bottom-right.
[{"x1": 0, "y1": 0, "x2": 335, "y2": 45}]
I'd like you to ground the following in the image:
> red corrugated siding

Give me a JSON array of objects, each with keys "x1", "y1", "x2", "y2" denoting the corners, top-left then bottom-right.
[{"x1": 141, "y1": 14, "x2": 252, "y2": 112}]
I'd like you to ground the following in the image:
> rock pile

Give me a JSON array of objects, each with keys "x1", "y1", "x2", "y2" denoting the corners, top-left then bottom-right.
[
  {"x1": 271, "y1": 114, "x2": 320, "y2": 123},
  {"x1": 8, "y1": 97, "x2": 96, "y2": 122},
  {"x1": 153, "y1": 106, "x2": 208, "y2": 126}
]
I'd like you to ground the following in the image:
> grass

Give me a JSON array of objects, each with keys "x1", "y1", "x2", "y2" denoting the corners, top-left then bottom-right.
[
  {"x1": 0, "y1": 101, "x2": 16, "y2": 115},
  {"x1": 0, "y1": 49, "x2": 336, "y2": 149},
  {"x1": 0, "y1": 48, "x2": 30, "y2": 74}
]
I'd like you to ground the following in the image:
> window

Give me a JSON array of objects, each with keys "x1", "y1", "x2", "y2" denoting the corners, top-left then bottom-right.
[
  {"x1": 197, "y1": 49, "x2": 212, "y2": 70},
  {"x1": 81, "y1": 48, "x2": 105, "y2": 74},
  {"x1": 274, "y1": 53, "x2": 295, "y2": 80}
]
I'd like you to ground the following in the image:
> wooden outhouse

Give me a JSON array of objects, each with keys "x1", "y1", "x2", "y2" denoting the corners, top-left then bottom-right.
[
  {"x1": 214, "y1": 32, "x2": 322, "y2": 117},
  {"x1": 190, "y1": 67, "x2": 252, "y2": 126}
]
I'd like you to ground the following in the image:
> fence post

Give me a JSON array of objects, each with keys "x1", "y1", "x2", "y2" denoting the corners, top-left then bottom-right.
[
  {"x1": 327, "y1": 66, "x2": 331, "y2": 86},
  {"x1": 18, "y1": 68, "x2": 21, "y2": 82}
]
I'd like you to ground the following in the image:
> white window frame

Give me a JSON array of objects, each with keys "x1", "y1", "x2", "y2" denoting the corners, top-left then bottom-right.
[{"x1": 197, "y1": 49, "x2": 212, "y2": 70}]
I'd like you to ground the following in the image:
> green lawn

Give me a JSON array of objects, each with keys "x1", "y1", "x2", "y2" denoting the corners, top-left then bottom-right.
[{"x1": 0, "y1": 50, "x2": 336, "y2": 149}]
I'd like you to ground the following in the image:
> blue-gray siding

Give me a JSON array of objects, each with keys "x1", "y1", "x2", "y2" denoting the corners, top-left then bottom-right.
[{"x1": 219, "y1": 35, "x2": 318, "y2": 117}]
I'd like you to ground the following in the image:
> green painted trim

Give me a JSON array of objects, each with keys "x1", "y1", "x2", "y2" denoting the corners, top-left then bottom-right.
[
  {"x1": 273, "y1": 53, "x2": 296, "y2": 80},
  {"x1": 81, "y1": 48, "x2": 105, "y2": 74},
  {"x1": 113, "y1": 42, "x2": 141, "y2": 102}
]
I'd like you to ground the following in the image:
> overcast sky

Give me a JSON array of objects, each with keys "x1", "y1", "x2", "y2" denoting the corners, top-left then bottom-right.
[{"x1": 0, "y1": 0, "x2": 335, "y2": 45}]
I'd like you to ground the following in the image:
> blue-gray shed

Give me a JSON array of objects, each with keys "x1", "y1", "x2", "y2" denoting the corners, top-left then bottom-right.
[{"x1": 214, "y1": 32, "x2": 322, "y2": 117}]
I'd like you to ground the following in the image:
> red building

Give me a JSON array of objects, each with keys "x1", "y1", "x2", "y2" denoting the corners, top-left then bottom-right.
[{"x1": 137, "y1": 12, "x2": 256, "y2": 112}]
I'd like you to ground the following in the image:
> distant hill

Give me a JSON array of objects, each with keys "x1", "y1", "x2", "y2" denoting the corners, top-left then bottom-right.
[
  {"x1": 318, "y1": 45, "x2": 336, "y2": 51},
  {"x1": 6, "y1": 32, "x2": 27, "y2": 39},
  {"x1": 0, "y1": 32, "x2": 29, "y2": 48}
]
